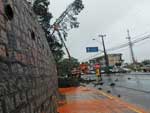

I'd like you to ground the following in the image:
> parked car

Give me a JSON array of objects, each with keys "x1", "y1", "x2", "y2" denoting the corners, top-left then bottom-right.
[
  {"x1": 141, "y1": 65, "x2": 150, "y2": 72},
  {"x1": 89, "y1": 70, "x2": 96, "y2": 74}
]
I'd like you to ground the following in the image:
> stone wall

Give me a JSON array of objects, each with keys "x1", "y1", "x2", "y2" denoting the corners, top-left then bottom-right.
[{"x1": 0, "y1": 0, "x2": 58, "y2": 113}]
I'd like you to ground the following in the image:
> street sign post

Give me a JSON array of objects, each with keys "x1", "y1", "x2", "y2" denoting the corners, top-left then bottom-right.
[{"x1": 86, "y1": 47, "x2": 98, "y2": 53}]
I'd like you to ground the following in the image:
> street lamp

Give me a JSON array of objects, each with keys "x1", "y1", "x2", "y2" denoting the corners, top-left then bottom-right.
[
  {"x1": 92, "y1": 38, "x2": 103, "y2": 52},
  {"x1": 92, "y1": 38, "x2": 102, "y2": 44}
]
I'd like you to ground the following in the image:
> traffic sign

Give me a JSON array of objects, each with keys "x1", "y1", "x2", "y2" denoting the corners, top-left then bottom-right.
[{"x1": 86, "y1": 47, "x2": 98, "y2": 53}]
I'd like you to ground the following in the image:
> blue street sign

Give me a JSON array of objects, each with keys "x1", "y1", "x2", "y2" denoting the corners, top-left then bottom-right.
[{"x1": 86, "y1": 47, "x2": 99, "y2": 53}]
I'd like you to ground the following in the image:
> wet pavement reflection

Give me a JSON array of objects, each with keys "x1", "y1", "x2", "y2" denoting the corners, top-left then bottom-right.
[{"x1": 81, "y1": 72, "x2": 150, "y2": 111}]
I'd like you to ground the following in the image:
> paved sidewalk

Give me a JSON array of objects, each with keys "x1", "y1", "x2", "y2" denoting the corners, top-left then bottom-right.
[{"x1": 58, "y1": 86, "x2": 149, "y2": 113}]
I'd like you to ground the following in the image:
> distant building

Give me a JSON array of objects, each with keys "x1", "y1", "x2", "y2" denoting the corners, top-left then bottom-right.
[{"x1": 89, "y1": 53, "x2": 124, "y2": 67}]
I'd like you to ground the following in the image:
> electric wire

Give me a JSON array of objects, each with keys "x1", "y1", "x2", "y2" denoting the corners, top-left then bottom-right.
[{"x1": 81, "y1": 34, "x2": 150, "y2": 62}]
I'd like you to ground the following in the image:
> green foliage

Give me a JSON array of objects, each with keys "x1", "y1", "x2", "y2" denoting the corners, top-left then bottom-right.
[
  {"x1": 33, "y1": 0, "x2": 64, "y2": 62},
  {"x1": 73, "y1": 0, "x2": 84, "y2": 14},
  {"x1": 57, "y1": 57, "x2": 80, "y2": 77},
  {"x1": 47, "y1": 35, "x2": 64, "y2": 62},
  {"x1": 142, "y1": 60, "x2": 150, "y2": 65},
  {"x1": 33, "y1": 0, "x2": 52, "y2": 31},
  {"x1": 33, "y1": 0, "x2": 84, "y2": 63},
  {"x1": 53, "y1": 0, "x2": 84, "y2": 42}
]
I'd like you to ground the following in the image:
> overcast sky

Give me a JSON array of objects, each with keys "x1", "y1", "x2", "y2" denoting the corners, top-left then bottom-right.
[{"x1": 49, "y1": 0, "x2": 150, "y2": 63}]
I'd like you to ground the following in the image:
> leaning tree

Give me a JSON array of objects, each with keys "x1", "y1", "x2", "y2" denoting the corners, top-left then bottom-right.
[
  {"x1": 32, "y1": 0, "x2": 84, "y2": 62},
  {"x1": 33, "y1": 0, "x2": 64, "y2": 62},
  {"x1": 50, "y1": 0, "x2": 84, "y2": 59}
]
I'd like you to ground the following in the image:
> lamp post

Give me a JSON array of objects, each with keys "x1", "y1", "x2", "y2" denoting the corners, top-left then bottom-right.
[{"x1": 92, "y1": 38, "x2": 103, "y2": 52}]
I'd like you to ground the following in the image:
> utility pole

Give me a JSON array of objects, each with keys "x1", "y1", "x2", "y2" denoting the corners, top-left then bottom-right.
[
  {"x1": 126, "y1": 30, "x2": 136, "y2": 64},
  {"x1": 99, "y1": 35, "x2": 109, "y2": 74}
]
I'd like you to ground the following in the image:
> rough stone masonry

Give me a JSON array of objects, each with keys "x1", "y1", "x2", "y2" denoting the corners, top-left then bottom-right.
[{"x1": 0, "y1": 0, "x2": 58, "y2": 113}]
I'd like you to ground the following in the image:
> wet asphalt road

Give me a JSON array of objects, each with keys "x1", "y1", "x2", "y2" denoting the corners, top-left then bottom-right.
[{"x1": 81, "y1": 72, "x2": 150, "y2": 111}]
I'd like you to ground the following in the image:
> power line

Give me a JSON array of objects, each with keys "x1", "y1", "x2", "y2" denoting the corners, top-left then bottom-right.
[
  {"x1": 81, "y1": 33, "x2": 150, "y2": 62},
  {"x1": 107, "y1": 34, "x2": 150, "y2": 52},
  {"x1": 81, "y1": 52, "x2": 102, "y2": 62},
  {"x1": 132, "y1": 34, "x2": 150, "y2": 44}
]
